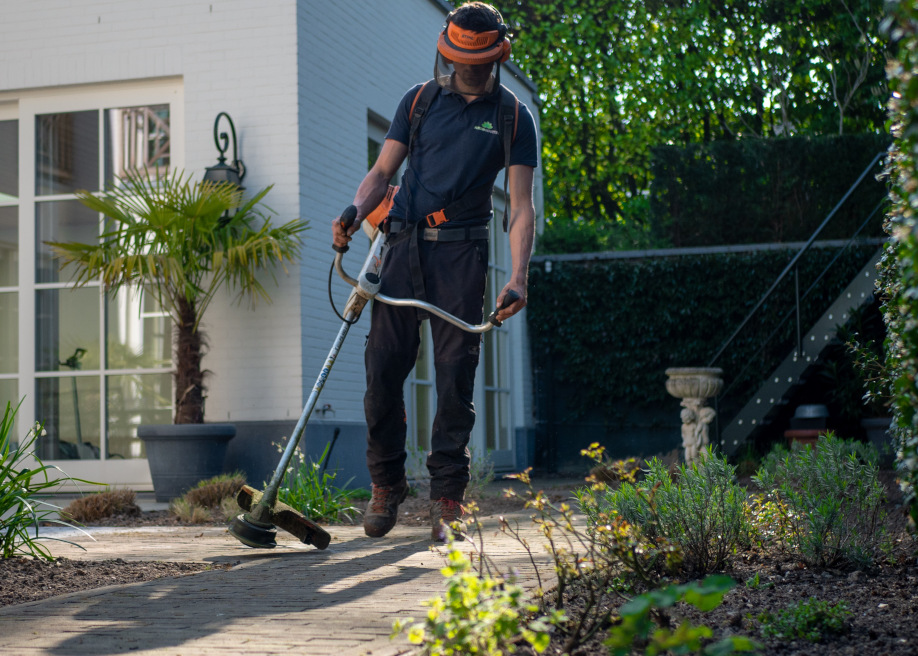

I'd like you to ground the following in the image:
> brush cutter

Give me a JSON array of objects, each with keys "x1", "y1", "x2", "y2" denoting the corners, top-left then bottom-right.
[{"x1": 228, "y1": 205, "x2": 518, "y2": 549}]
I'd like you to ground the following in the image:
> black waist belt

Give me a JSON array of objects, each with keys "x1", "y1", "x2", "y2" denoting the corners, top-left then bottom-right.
[
  {"x1": 386, "y1": 219, "x2": 488, "y2": 322},
  {"x1": 389, "y1": 220, "x2": 489, "y2": 242}
]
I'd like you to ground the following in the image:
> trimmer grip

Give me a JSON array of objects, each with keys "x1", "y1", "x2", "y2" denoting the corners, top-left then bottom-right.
[
  {"x1": 333, "y1": 205, "x2": 359, "y2": 253},
  {"x1": 488, "y1": 290, "x2": 521, "y2": 327}
]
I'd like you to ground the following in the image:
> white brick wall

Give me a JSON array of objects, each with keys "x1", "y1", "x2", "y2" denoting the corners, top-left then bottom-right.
[{"x1": 1, "y1": 0, "x2": 305, "y2": 422}]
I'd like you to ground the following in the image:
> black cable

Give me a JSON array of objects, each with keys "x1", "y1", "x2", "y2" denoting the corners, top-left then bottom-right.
[{"x1": 328, "y1": 261, "x2": 359, "y2": 324}]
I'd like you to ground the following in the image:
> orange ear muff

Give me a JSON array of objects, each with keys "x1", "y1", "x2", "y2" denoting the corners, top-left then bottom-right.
[{"x1": 438, "y1": 22, "x2": 510, "y2": 64}]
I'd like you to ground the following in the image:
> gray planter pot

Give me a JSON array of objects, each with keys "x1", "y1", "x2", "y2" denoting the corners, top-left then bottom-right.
[{"x1": 138, "y1": 423, "x2": 236, "y2": 502}]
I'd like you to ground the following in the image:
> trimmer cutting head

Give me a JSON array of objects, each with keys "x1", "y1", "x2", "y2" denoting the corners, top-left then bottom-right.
[
  {"x1": 231, "y1": 485, "x2": 331, "y2": 550},
  {"x1": 229, "y1": 513, "x2": 278, "y2": 549}
]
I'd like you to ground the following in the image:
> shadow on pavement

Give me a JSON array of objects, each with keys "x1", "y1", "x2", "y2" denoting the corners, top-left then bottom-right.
[{"x1": 26, "y1": 535, "x2": 436, "y2": 655}]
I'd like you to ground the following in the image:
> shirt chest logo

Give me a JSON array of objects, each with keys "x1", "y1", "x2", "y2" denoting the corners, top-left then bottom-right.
[{"x1": 474, "y1": 120, "x2": 499, "y2": 135}]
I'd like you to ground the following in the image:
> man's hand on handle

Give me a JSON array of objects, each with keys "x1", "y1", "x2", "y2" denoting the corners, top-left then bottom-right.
[
  {"x1": 332, "y1": 206, "x2": 360, "y2": 252},
  {"x1": 495, "y1": 282, "x2": 527, "y2": 323}
]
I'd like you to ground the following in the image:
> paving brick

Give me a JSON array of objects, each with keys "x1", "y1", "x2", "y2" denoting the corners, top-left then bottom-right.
[{"x1": 0, "y1": 512, "x2": 556, "y2": 655}]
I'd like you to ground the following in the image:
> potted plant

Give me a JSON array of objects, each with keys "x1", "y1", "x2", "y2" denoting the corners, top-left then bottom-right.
[{"x1": 50, "y1": 169, "x2": 307, "y2": 500}]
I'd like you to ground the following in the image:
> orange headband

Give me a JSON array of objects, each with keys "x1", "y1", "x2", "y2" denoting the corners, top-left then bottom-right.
[{"x1": 437, "y1": 22, "x2": 511, "y2": 64}]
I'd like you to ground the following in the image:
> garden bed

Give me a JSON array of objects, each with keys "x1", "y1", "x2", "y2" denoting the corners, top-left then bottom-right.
[{"x1": 5, "y1": 469, "x2": 917, "y2": 656}]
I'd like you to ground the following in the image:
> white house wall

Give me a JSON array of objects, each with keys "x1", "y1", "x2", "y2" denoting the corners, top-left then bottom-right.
[{"x1": 0, "y1": 1, "x2": 306, "y2": 425}]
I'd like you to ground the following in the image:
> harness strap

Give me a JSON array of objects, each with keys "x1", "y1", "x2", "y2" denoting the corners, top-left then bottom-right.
[
  {"x1": 498, "y1": 86, "x2": 518, "y2": 232},
  {"x1": 408, "y1": 81, "x2": 438, "y2": 160},
  {"x1": 407, "y1": 221, "x2": 429, "y2": 321},
  {"x1": 425, "y1": 181, "x2": 493, "y2": 227}
]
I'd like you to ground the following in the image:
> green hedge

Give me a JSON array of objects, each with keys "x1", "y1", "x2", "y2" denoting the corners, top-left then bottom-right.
[
  {"x1": 528, "y1": 244, "x2": 879, "y2": 422},
  {"x1": 650, "y1": 134, "x2": 889, "y2": 248},
  {"x1": 879, "y1": 1, "x2": 918, "y2": 531}
]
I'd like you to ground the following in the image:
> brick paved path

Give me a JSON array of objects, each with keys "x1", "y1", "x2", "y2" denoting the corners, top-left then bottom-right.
[{"x1": 0, "y1": 513, "x2": 554, "y2": 655}]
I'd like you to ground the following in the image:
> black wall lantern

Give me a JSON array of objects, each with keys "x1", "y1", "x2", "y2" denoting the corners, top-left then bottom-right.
[{"x1": 203, "y1": 112, "x2": 246, "y2": 187}]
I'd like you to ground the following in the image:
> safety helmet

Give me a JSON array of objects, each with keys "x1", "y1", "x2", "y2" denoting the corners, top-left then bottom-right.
[{"x1": 435, "y1": 11, "x2": 511, "y2": 96}]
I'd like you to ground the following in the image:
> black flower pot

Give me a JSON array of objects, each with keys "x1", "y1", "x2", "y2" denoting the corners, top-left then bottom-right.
[{"x1": 138, "y1": 423, "x2": 236, "y2": 502}]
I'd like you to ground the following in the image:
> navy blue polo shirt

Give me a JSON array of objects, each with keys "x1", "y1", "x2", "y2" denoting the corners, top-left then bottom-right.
[{"x1": 386, "y1": 83, "x2": 539, "y2": 226}]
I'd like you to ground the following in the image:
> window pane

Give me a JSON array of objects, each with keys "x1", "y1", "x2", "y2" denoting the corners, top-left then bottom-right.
[
  {"x1": 107, "y1": 373, "x2": 171, "y2": 458},
  {"x1": 415, "y1": 322, "x2": 431, "y2": 380},
  {"x1": 484, "y1": 330, "x2": 495, "y2": 387},
  {"x1": 36, "y1": 199, "x2": 98, "y2": 283},
  {"x1": 486, "y1": 390, "x2": 497, "y2": 451},
  {"x1": 35, "y1": 375, "x2": 101, "y2": 460},
  {"x1": 497, "y1": 330, "x2": 508, "y2": 388},
  {"x1": 368, "y1": 137, "x2": 381, "y2": 171},
  {"x1": 35, "y1": 111, "x2": 99, "y2": 196},
  {"x1": 104, "y1": 105, "x2": 170, "y2": 183},
  {"x1": 416, "y1": 384, "x2": 432, "y2": 451},
  {"x1": 0, "y1": 206, "x2": 16, "y2": 286},
  {"x1": 106, "y1": 287, "x2": 170, "y2": 369},
  {"x1": 0, "y1": 119, "x2": 17, "y2": 201},
  {"x1": 36, "y1": 287, "x2": 100, "y2": 372},
  {"x1": 0, "y1": 379, "x2": 17, "y2": 409},
  {"x1": 0, "y1": 292, "x2": 16, "y2": 374},
  {"x1": 485, "y1": 390, "x2": 510, "y2": 451}
]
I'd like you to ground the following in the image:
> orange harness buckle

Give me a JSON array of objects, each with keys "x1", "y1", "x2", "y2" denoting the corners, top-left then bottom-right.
[{"x1": 426, "y1": 209, "x2": 448, "y2": 228}]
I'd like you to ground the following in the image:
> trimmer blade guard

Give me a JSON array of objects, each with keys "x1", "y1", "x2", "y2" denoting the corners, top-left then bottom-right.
[{"x1": 236, "y1": 485, "x2": 331, "y2": 550}]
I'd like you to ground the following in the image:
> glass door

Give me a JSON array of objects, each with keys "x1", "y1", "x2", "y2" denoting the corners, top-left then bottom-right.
[{"x1": 5, "y1": 81, "x2": 184, "y2": 487}]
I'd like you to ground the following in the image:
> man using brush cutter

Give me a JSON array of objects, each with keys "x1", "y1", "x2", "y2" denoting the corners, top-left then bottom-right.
[{"x1": 333, "y1": 2, "x2": 538, "y2": 542}]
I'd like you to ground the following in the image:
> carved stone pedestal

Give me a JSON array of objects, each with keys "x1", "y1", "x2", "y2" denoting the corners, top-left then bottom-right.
[{"x1": 665, "y1": 367, "x2": 724, "y2": 464}]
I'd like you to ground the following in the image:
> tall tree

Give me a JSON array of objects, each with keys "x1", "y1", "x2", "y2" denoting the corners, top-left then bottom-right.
[{"x1": 501, "y1": 0, "x2": 887, "y2": 235}]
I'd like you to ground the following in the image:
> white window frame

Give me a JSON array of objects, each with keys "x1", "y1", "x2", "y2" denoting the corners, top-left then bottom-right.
[{"x1": 0, "y1": 79, "x2": 184, "y2": 487}]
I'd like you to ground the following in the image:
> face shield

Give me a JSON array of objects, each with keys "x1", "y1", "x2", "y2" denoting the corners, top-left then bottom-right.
[{"x1": 435, "y1": 21, "x2": 511, "y2": 96}]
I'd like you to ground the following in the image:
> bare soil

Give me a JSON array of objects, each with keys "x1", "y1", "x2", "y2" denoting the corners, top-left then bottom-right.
[
  {"x1": 3, "y1": 476, "x2": 917, "y2": 656},
  {"x1": 0, "y1": 557, "x2": 223, "y2": 608}
]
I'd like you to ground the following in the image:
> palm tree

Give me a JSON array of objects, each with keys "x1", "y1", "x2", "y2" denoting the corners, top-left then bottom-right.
[{"x1": 49, "y1": 169, "x2": 307, "y2": 424}]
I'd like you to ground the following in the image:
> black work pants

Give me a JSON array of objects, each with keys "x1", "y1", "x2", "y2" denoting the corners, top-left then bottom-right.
[{"x1": 364, "y1": 230, "x2": 488, "y2": 501}]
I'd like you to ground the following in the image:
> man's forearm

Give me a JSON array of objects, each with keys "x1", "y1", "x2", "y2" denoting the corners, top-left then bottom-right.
[
  {"x1": 508, "y1": 204, "x2": 535, "y2": 289},
  {"x1": 353, "y1": 170, "x2": 391, "y2": 221}
]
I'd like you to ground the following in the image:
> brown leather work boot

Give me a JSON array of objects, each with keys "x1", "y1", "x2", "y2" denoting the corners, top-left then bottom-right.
[
  {"x1": 430, "y1": 498, "x2": 465, "y2": 542},
  {"x1": 363, "y1": 479, "x2": 409, "y2": 538}
]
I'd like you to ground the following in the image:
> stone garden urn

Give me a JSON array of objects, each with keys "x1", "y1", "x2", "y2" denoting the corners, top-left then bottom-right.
[{"x1": 665, "y1": 367, "x2": 724, "y2": 463}]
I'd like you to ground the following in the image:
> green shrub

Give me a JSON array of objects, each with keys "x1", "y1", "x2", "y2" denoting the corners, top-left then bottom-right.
[
  {"x1": 62, "y1": 488, "x2": 140, "y2": 523},
  {"x1": 537, "y1": 207, "x2": 670, "y2": 255},
  {"x1": 757, "y1": 598, "x2": 850, "y2": 642},
  {"x1": 606, "y1": 576, "x2": 758, "y2": 656},
  {"x1": 880, "y1": 0, "x2": 918, "y2": 533},
  {"x1": 650, "y1": 134, "x2": 888, "y2": 248},
  {"x1": 592, "y1": 454, "x2": 749, "y2": 574},
  {"x1": 1, "y1": 401, "x2": 98, "y2": 560},
  {"x1": 466, "y1": 447, "x2": 495, "y2": 500},
  {"x1": 498, "y1": 465, "x2": 758, "y2": 654},
  {"x1": 589, "y1": 455, "x2": 642, "y2": 485},
  {"x1": 219, "y1": 495, "x2": 241, "y2": 519},
  {"x1": 507, "y1": 466, "x2": 674, "y2": 652},
  {"x1": 528, "y1": 243, "x2": 877, "y2": 420},
  {"x1": 169, "y1": 498, "x2": 213, "y2": 523},
  {"x1": 752, "y1": 434, "x2": 886, "y2": 567},
  {"x1": 393, "y1": 544, "x2": 561, "y2": 655},
  {"x1": 183, "y1": 472, "x2": 246, "y2": 508},
  {"x1": 278, "y1": 441, "x2": 359, "y2": 524}
]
